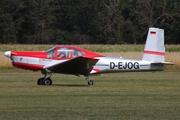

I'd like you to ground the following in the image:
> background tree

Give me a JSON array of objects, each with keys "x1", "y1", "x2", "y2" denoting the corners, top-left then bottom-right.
[{"x1": 0, "y1": 0, "x2": 179, "y2": 44}]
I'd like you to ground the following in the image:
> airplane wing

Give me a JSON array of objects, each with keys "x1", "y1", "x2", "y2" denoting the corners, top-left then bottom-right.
[{"x1": 45, "y1": 57, "x2": 99, "y2": 76}]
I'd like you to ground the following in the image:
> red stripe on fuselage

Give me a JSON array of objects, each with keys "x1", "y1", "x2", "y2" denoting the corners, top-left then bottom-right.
[
  {"x1": 144, "y1": 50, "x2": 165, "y2": 56},
  {"x1": 11, "y1": 51, "x2": 47, "y2": 58},
  {"x1": 13, "y1": 62, "x2": 44, "y2": 71},
  {"x1": 93, "y1": 68, "x2": 101, "y2": 73}
]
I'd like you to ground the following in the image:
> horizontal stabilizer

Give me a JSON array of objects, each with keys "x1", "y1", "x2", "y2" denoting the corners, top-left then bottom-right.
[{"x1": 151, "y1": 62, "x2": 174, "y2": 65}]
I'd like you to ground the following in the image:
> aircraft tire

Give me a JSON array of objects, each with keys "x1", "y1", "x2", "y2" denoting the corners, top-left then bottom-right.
[
  {"x1": 88, "y1": 80, "x2": 94, "y2": 85},
  {"x1": 43, "y1": 78, "x2": 52, "y2": 85},
  {"x1": 37, "y1": 78, "x2": 44, "y2": 85}
]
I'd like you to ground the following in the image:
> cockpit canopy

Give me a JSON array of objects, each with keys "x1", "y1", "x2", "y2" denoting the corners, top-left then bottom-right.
[{"x1": 46, "y1": 46, "x2": 84, "y2": 59}]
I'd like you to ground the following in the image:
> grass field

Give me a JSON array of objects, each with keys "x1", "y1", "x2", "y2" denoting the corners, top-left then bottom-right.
[
  {"x1": 0, "y1": 69, "x2": 180, "y2": 120},
  {"x1": 0, "y1": 44, "x2": 179, "y2": 119}
]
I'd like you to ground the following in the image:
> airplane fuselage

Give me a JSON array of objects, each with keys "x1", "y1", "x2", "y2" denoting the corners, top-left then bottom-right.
[
  {"x1": 10, "y1": 53, "x2": 164, "y2": 74},
  {"x1": 92, "y1": 57, "x2": 164, "y2": 74}
]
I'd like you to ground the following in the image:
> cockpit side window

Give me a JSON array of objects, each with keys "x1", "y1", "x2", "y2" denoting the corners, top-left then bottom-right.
[
  {"x1": 46, "y1": 47, "x2": 56, "y2": 59},
  {"x1": 56, "y1": 47, "x2": 84, "y2": 58},
  {"x1": 74, "y1": 49, "x2": 84, "y2": 57},
  {"x1": 68, "y1": 48, "x2": 84, "y2": 58},
  {"x1": 57, "y1": 48, "x2": 69, "y2": 58}
]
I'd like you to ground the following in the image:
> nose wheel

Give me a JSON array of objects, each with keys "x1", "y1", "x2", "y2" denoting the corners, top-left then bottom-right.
[{"x1": 37, "y1": 78, "x2": 43, "y2": 85}]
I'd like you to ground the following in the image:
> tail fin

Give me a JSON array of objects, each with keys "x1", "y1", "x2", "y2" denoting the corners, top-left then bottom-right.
[{"x1": 142, "y1": 27, "x2": 165, "y2": 62}]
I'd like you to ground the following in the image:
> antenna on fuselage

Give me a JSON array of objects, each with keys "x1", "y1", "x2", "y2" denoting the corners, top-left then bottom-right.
[{"x1": 120, "y1": 49, "x2": 127, "y2": 58}]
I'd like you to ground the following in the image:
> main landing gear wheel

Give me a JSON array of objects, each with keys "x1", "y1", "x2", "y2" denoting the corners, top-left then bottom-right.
[
  {"x1": 88, "y1": 80, "x2": 94, "y2": 85},
  {"x1": 86, "y1": 76, "x2": 94, "y2": 85},
  {"x1": 37, "y1": 78, "x2": 52, "y2": 85}
]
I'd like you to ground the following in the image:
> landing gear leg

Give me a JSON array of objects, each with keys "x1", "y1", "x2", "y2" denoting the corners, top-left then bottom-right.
[
  {"x1": 85, "y1": 76, "x2": 94, "y2": 85},
  {"x1": 37, "y1": 70, "x2": 53, "y2": 85}
]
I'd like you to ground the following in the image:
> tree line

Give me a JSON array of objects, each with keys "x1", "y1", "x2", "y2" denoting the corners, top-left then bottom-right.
[{"x1": 0, "y1": 0, "x2": 180, "y2": 44}]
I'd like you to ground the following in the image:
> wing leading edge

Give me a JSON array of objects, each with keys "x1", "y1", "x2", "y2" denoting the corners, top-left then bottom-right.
[{"x1": 45, "y1": 57, "x2": 99, "y2": 76}]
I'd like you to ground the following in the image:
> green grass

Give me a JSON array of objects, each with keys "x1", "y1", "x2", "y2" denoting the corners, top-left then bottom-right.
[
  {"x1": 0, "y1": 69, "x2": 180, "y2": 120},
  {"x1": 0, "y1": 44, "x2": 180, "y2": 52}
]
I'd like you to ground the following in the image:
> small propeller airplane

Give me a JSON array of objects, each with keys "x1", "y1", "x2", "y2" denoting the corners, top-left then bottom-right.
[{"x1": 4, "y1": 27, "x2": 173, "y2": 85}]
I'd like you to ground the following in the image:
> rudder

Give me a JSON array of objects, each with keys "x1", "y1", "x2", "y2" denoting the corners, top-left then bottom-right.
[{"x1": 142, "y1": 27, "x2": 165, "y2": 62}]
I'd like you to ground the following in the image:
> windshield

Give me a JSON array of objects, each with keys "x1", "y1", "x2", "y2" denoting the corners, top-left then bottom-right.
[{"x1": 46, "y1": 47, "x2": 56, "y2": 58}]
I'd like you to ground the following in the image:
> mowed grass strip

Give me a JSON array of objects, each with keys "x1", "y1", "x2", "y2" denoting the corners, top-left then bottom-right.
[
  {"x1": 0, "y1": 69, "x2": 179, "y2": 120},
  {"x1": 0, "y1": 44, "x2": 180, "y2": 52}
]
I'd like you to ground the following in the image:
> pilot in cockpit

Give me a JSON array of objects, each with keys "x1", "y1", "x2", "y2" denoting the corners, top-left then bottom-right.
[{"x1": 57, "y1": 50, "x2": 66, "y2": 58}]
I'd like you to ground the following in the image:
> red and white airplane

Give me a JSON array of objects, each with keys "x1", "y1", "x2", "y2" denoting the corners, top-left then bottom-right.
[{"x1": 4, "y1": 28, "x2": 172, "y2": 85}]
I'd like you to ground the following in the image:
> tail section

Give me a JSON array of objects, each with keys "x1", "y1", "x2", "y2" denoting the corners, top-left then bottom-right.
[{"x1": 142, "y1": 27, "x2": 165, "y2": 62}]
